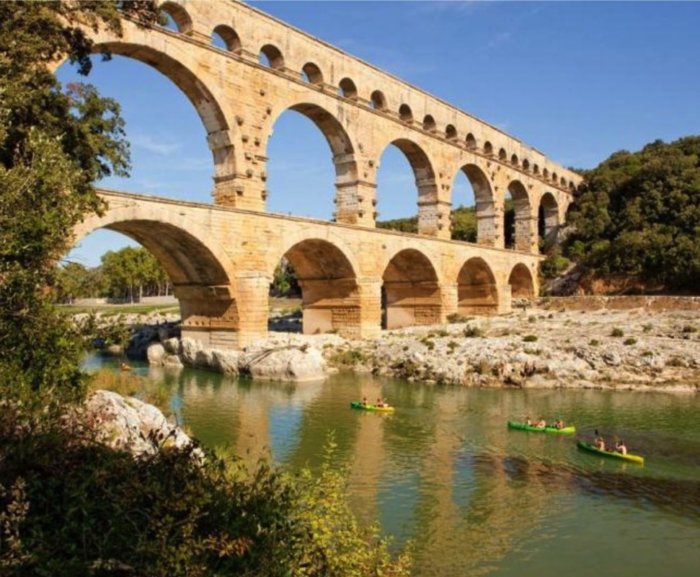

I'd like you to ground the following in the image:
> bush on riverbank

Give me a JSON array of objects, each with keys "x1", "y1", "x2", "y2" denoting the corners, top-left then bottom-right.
[{"x1": 0, "y1": 404, "x2": 411, "y2": 577}]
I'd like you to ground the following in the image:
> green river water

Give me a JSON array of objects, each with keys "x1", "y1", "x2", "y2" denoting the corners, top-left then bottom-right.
[{"x1": 86, "y1": 354, "x2": 700, "y2": 577}]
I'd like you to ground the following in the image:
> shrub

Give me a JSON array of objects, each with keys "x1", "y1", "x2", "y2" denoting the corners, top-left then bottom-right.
[
  {"x1": 642, "y1": 323, "x2": 653, "y2": 333},
  {"x1": 589, "y1": 339, "x2": 600, "y2": 346},
  {"x1": 447, "y1": 313, "x2": 471, "y2": 324},
  {"x1": 611, "y1": 327, "x2": 624, "y2": 337},
  {"x1": 328, "y1": 349, "x2": 365, "y2": 367},
  {"x1": 623, "y1": 337, "x2": 637, "y2": 346},
  {"x1": 523, "y1": 335, "x2": 538, "y2": 342},
  {"x1": 682, "y1": 325, "x2": 697, "y2": 333},
  {"x1": 463, "y1": 325, "x2": 484, "y2": 338},
  {"x1": 0, "y1": 414, "x2": 411, "y2": 577}
]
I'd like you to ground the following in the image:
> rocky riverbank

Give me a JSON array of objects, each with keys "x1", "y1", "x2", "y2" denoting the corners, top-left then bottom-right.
[
  {"x1": 82, "y1": 303, "x2": 699, "y2": 392},
  {"x1": 323, "y1": 307, "x2": 699, "y2": 392}
]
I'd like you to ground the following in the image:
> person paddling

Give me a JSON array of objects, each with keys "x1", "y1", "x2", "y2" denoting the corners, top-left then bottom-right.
[
  {"x1": 594, "y1": 430, "x2": 606, "y2": 451},
  {"x1": 615, "y1": 440, "x2": 628, "y2": 455}
]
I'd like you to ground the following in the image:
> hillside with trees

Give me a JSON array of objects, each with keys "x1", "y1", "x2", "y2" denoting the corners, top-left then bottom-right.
[{"x1": 563, "y1": 136, "x2": 700, "y2": 293}]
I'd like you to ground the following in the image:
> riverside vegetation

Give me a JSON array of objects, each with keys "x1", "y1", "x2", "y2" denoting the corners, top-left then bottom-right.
[{"x1": 0, "y1": 3, "x2": 410, "y2": 575}]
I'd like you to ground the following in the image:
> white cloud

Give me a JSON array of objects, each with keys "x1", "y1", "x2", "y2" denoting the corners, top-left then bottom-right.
[{"x1": 130, "y1": 133, "x2": 182, "y2": 156}]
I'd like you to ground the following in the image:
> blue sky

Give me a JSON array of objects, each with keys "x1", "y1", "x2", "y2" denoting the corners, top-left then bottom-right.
[{"x1": 58, "y1": 0, "x2": 700, "y2": 267}]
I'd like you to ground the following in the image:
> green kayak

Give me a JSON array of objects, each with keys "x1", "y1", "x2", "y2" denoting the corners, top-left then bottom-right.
[
  {"x1": 350, "y1": 400, "x2": 394, "y2": 413},
  {"x1": 507, "y1": 421, "x2": 576, "y2": 434},
  {"x1": 577, "y1": 440, "x2": 644, "y2": 464}
]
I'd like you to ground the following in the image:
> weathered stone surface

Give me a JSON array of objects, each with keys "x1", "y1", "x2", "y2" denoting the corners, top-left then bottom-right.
[
  {"x1": 242, "y1": 346, "x2": 327, "y2": 382},
  {"x1": 147, "y1": 343, "x2": 166, "y2": 365},
  {"x1": 82, "y1": 390, "x2": 195, "y2": 458}
]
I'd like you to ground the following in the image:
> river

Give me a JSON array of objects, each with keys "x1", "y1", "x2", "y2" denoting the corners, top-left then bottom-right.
[{"x1": 85, "y1": 354, "x2": 700, "y2": 577}]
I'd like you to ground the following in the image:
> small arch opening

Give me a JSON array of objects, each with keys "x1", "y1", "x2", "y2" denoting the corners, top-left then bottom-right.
[
  {"x1": 533, "y1": 163, "x2": 540, "y2": 175},
  {"x1": 466, "y1": 133, "x2": 477, "y2": 150},
  {"x1": 498, "y1": 148, "x2": 507, "y2": 161},
  {"x1": 370, "y1": 90, "x2": 387, "y2": 110},
  {"x1": 211, "y1": 25, "x2": 241, "y2": 53},
  {"x1": 301, "y1": 62, "x2": 323, "y2": 85},
  {"x1": 259, "y1": 44, "x2": 285, "y2": 70},
  {"x1": 446, "y1": 124, "x2": 458, "y2": 141},
  {"x1": 423, "y1": 114, "x2": 436, "y2": 132},
  {"x1": 511, "y1": 153, "x2": 519, "y2": 166},
  {"x1": 159, "y1": 2, "x2": 193, "y2": 34},
  {"x1": 483, "y1": 141, "x2": 493, "y2": 156},
  {"x1": 522, "y1": 159, "x2": 530, "y2": 171},
  {"x1": 338, "y1": 77, "x2": 358, "y2": 100},
  {"x1": 399, "y1": 104, "x2": 413, "y2": 123}
]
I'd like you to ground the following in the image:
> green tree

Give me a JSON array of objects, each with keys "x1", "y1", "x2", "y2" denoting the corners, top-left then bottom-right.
[{"x1": 0, "y1": 1, "x2": 159, "y2": 401}]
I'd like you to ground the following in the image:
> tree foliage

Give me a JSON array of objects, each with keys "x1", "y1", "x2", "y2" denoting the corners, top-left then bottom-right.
[
  {"x1": 566, "y1": 136, "x2": 700, "y2": 291},
  {"x1": 0, "y1": 1, "x2": 158, "y2": 400}
]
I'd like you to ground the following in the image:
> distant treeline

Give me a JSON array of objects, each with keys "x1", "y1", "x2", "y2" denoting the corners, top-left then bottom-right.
[{"x1": 56, "y1": 247, "x2": 171, "y2": 303}]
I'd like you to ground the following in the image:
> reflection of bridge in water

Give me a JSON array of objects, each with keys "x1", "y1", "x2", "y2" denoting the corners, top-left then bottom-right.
[
  {"x1": 152, "y1": 368, "x2": 575, "y2": 575},
  {"x1": 71, "y1": 0, "x2": 582, "y2": 350}
]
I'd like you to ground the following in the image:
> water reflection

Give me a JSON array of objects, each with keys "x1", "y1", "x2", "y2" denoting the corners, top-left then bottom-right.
[{"x1": 86, "y1": 354, "x2": 700, "y2": 577}]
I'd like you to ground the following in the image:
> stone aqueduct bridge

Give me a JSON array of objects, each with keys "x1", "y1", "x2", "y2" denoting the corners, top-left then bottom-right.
[{"x1": 74, "y1": 0, "x2": 583, "y2": 349}]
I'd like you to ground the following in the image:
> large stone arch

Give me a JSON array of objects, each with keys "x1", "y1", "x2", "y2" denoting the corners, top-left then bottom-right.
[
  {"x1": 68, "y1": 19, "x2": 239, "y2": 206},
  {"x1": 508, "y1": 263, "x2": 535, "y2": 299},
  {"x1": 457, "y1": 257, "x2": 498, "y2": 314},
  {"x1": 376, "y1": 138, "x2": 441, "y2": 236},
  {"x1": 453, "y1": 163, "x2": 497, "y2": 246},
  {"x1": 264, "y1": 101, "x2": 361, "y2": 224},
  {"x1": 272, "y1": 238, "x2": 361, "y2": 337},
  {"x1": 505, "y1": 180, "x2": 533, "y2": 252},
  {"x1": 538, "y1": 192, "x2": 560, "y2": 251},
  {"x1": 75, "y1": 200, "x2": 239, "y2": 348},
  {"x1": 382, "y1": 248, "x2": 442, "y2": 329}
]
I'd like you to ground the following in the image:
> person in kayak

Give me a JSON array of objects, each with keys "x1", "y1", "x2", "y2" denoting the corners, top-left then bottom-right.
[
  {"x1": 615, "y1": 440, "x2": 627, "y2": 455},
  {"x1": 594, "y1": 434, "x2": 606, "y2": 451},
  {"x1": 376, "y1": 397, "x2": 385, "y2": 408},
  {"x1": 362, "y1": 396, "x2": 369, "y2": 407},
  {"x1": 554, "y1": 419, "x2": 565, "y2": 429},
  {"x1": 535, "y1": 418, "x2": 547, "y2": 428},
  {"x1": 525, "y1": 416, "x2": 533, "y2": 426}
]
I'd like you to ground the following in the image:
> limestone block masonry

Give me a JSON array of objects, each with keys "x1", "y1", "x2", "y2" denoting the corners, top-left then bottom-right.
[{"x1": 72, "y1": 0, "x2": 583, "y2": 349}]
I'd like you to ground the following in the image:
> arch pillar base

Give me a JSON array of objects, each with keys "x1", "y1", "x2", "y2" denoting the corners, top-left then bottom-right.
[
  {"x1": 458, "y1": 283, "x2": 499, "y2": 315},
  {"x1": 298, "y1": 278, "x2": 363, "y2": 338},
  {"x1": 175, "y1": 284, "x2": 241, "y2": 349},
  {"x1": 384, "y1": 281, "x2": 442, "y2": 329},
  {"x1": 440, "y1": 282, "x2": 458, "y2": 321},
  {"x1": 496, "y1": 284, "x2": 512, "y2": 314},
  {"x1": 234, "y1": 273, "x2": 271, "y2": 347}
]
